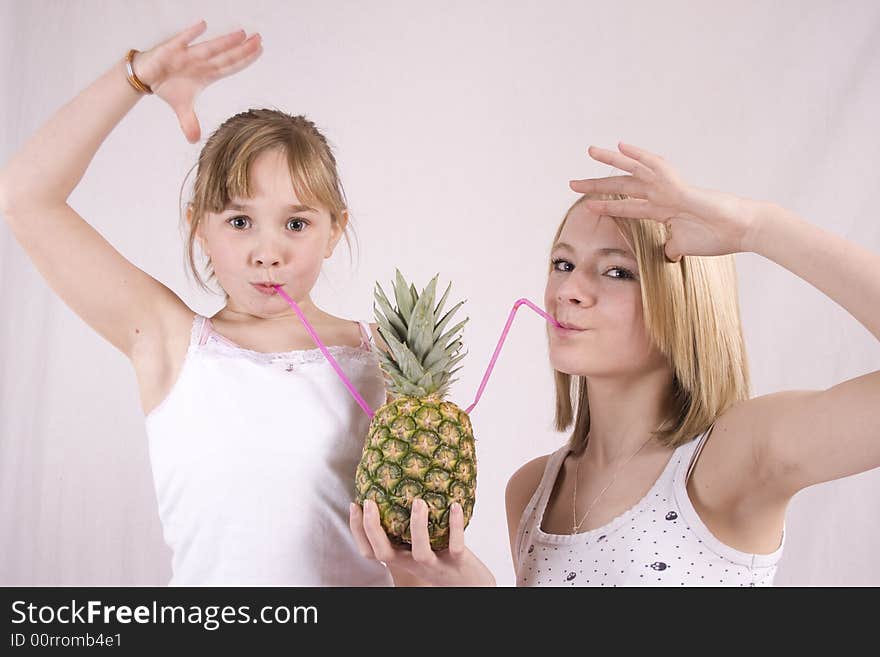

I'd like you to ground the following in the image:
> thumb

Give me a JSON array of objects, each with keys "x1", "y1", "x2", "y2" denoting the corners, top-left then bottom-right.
[
  {"x1": 664, "y1": 239, "x2": 682, "y2": 264},
  {"x1": 176, "y1": 106, "x2": 201, "y2": 143}
]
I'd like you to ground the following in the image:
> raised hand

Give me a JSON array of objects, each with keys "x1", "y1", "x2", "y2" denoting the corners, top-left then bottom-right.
[
  {"x1": 349, "y1": 498, "x2": 496, "y2": 587},
  {"x1": 570, "y1": 143, "x2": 763, "y2": 261},
  {"x1": 131, "y1": 21, "x2": 263, "y2": 143}
]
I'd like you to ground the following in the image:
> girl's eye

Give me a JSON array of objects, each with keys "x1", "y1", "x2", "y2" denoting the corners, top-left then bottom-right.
[
  {"x1": 226, "y1": 216, "x2": 308, "y2": 232},
  {"x1": 604, "y1": 266, "x2": 636, "y2": 280},
  {"x1": 552, "y1": 258, "x2": 636, "y2": 280},
  {"x1": 551, "y1": 258, "x2": 574, "y2": 272},
  {"x1": 227, "y1": 216, "x2": 250, "y2": 230}
]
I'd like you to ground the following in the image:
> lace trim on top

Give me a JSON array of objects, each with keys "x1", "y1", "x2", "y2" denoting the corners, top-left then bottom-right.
[{"x1": 193, "y1": 315, "x2": 377, "y2": 371}]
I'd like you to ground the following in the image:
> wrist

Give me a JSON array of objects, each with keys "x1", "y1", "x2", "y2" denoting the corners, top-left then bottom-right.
[
  {"x1": 130, "y1": 50, "x2": 165, "y2": 89},
  {"x1": 740, "y1": 199, "x2": 787, "y2": 254}
]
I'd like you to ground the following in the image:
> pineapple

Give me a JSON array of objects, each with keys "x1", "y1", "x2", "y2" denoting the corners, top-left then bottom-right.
[{"x1": 355, "y1": 270, "x2": 475, "y2": 549}]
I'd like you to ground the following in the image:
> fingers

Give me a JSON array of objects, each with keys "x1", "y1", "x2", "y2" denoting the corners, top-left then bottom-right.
[
  {"x1": 664, "y1": 250, "x2": 682, "y2": 264},
  {"x1": 664, "y1": 240, "x2": 683, "y2": 263},
  {"x1": 569, "y1": 175, "x2": 648, "y2": 199},
  {"x1": 189, "y1": 28, "x2": 249, "y2": 59},
  {"x1": 176, "y1": 107, "x2": 201, "y2": 144},
  {"x1": 361, "y1": 499, "x2": 399, "y2": 563},
  {"x1": 446, "y1": 503, "x2": 465, "y2": 557},
  {"x1": 409, "y1": 499, "x2": 436, "y2": 564},
  {"x1": 349, "y1": 502, "x2": 376, "y2": 559},
  {"x1": 584, "y1": 198, "x2": 681, "y2": 261},
  {"x1": 583, "y1": 198, "x2": 667, "y2": 221},
  {"x1": 617, "y1": 142, "x2": 666, "y2": 171},
  {"x1": 587, "y1": 145, "x2": 653, "y2": 181},
  {"x1": 212, "y1": 35, "x2": 263, "y2": 78},
  {"x1": 172, "y1": 20, "x2": 208, "y2": 47}
]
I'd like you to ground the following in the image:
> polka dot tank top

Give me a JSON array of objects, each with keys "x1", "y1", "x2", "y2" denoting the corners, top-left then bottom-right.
[{"x1": 514, "y1": 426, "x2": 785, "y2": 586}]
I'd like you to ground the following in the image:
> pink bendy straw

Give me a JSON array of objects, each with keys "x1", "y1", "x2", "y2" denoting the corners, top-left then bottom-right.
[
  {"x1": 274, "y1": 286, "x2": 560, "y2": 418},
  {"x1": 464, "y1": 298, "x2": 560, "y2": 414},
  {"x1": 274, "y1": 285, "x2": 376, "y2": 418}
]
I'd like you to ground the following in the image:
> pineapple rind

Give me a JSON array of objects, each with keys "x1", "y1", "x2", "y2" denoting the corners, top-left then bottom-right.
[{"x1": 355, "y1": 396, "x2": 476, "y2": 549}]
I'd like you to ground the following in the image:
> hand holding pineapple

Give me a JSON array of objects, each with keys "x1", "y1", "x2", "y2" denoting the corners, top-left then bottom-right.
[{"x1": 349, "y1": 498, "x2": 496, "y2": 586}]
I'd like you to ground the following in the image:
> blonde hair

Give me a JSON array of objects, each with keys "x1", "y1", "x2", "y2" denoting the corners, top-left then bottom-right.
[
  {"x1": 552, "y1": 194, "x2": 751, "y2": 452},
  {"x1": 181, "y1": 108, "x2": 353, "y2": 293}
]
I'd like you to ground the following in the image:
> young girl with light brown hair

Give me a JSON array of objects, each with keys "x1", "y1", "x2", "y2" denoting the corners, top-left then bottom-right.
[{"x1": 0, "y1": 21, "x2": 393, "y2": 586}]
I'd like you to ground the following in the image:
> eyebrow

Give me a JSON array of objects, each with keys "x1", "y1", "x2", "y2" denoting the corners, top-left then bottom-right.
[
  {"x1": 553, "y1": 242, "x2": 636, "y2": 260},
  {"x1": 226, "y1": 202, "x2": 317, "y2": 213}
]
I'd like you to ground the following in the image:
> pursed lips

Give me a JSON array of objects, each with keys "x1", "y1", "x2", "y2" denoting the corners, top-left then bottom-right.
[{"x1": 251, "y1": 282, "x2": 282, "y2": 296}]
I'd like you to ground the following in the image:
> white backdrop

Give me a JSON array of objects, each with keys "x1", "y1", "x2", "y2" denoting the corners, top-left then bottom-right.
[{"x1": 1, "y1": 0, "x2": 878, "y2": 586}]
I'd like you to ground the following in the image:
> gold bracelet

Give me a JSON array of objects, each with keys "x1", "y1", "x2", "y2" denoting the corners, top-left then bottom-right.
[{"x1": 124, "y1": 49, "x2": 153, "y2": 95}]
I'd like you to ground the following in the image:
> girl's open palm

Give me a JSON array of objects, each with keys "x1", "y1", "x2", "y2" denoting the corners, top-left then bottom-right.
[
  {"x1": 135, "y1": 21, "x2": 262, "y2": 143},
  {"x1": 570, "y1": 143, "x2": 759, "y2": 261}
]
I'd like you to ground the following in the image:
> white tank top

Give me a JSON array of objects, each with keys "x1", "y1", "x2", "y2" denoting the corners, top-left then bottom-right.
[
  {"x1": 144, "y1": 314, "x2": 392, "y2": 586},
  {"x1": 514, "y1": 426, "x2": 785, "y2": 586}
]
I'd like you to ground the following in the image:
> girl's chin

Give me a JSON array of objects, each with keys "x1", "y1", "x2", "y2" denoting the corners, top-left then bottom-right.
[
  {"x1": 549, "y1": 358, "x2": 592, "y2": 377},
  {"x1": 549, "y1": 350, "x2": 611, "y2": 378}
]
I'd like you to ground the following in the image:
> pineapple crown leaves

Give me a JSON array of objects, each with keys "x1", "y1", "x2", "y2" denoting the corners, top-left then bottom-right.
[{"x1": 373, "y1": 270, "x2": 468, "y2": 399}]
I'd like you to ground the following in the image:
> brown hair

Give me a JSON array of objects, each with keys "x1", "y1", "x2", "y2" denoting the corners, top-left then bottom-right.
[
  {"x1": 180, "y1": 108, "x2": 353, "y2": 293},
  {"x1": 552, "y1": 194, "x2": 751, "y2": 452}
]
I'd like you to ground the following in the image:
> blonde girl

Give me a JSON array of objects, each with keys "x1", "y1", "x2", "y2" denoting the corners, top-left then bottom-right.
[{"x1": 351, "y1": 142, "x2": 880, "y2": 587}]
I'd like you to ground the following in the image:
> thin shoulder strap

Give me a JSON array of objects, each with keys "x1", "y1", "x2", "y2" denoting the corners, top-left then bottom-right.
[
  {"x1": 514, "y1": 447, "x2": 569, "y2": 564},
  {"x1": 685, "y1": 421, "x2": 717, "y2": 485},
  {"x1": 190, "y1": 314, "x2": 211, "y2": 347},
  {"x1": 357, "y1": 321, "x2": 373, "y2": 349}
]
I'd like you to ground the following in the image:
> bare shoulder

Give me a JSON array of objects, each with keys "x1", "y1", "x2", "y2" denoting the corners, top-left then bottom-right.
[
  {"x1": 506, "y1": 454, "x2": 550, "y2": 510},
  {"x1": 505, "y1": 454, "x2": 551, "y2": 556}
]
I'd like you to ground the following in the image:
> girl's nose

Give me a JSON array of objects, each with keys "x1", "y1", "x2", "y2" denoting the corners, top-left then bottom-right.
[
  {"x1": 252, "y1": 240, "x2": 283, "y2": 267},
  {"x1": 556, "y1": 275, "x2": 597, "y2": 307}
]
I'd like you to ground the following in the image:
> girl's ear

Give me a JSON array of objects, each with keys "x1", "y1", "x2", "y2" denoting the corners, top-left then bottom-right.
[{"x1": 325, "y1": 209, "x2": 349, "y2": 258}]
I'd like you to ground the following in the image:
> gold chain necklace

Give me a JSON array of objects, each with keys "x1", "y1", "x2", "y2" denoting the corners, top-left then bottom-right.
[{"x1": 571, "y1": 420, "x2": 666, "y2": 534}]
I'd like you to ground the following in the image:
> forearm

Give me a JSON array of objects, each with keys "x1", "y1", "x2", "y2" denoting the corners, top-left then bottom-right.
[
  {"x1": 0, "y1": 57, "x2": 147, "y2": 212},
  {"x1": 745, "y1": 202, "x2": 880, "y2": 341}
]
